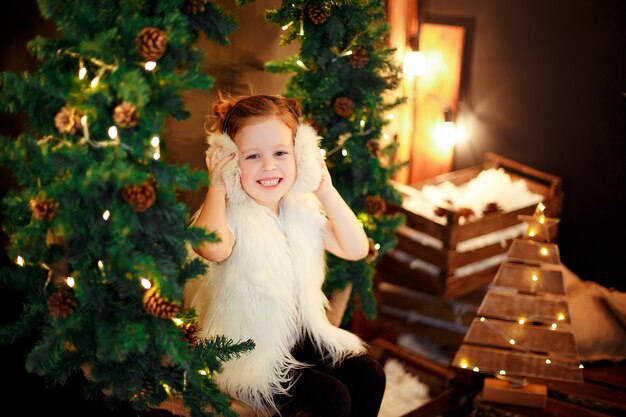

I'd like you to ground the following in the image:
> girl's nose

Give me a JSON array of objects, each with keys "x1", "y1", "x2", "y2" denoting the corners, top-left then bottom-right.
[{"x1": 262, "y1": 157, "x2": 277, "y2": 171}]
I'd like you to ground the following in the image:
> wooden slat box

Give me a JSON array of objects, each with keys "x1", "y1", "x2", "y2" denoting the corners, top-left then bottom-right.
[
  {"x1": 372, "y1": 277, "x2": 484, "y2": 362},
  {"x1": 370, "y1": 338, "x2": 467, "y2": 417},
  {"x1": 385, "y1": 152, "x2": 563, "y2": 300}
]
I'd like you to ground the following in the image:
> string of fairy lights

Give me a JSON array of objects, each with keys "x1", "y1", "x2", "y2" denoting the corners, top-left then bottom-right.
[
  {"x1": 57, "y1": 49, "x2": 163, "y2": 159},
  {"x1": 455, "y1": 203, "x2": 584, "y2": 378}
]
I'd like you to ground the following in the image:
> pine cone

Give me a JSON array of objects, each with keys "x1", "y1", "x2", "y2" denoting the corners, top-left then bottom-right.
[
  {"x1": 434, "y1": 207, "x2": 446, "y2": 217},
  {"x1": 113, "y1": 102, "x2": 139, "y2": 128},
  {"x1": 187, "y1": 0, "x2": 209, "y2": 14},
  {"x1": 364, "y1": 195, "x2": 386, "y2": 216},
  {"x1": 308, "y1": 5, "x2": 330, "y2": 24},
  {"x1": 366, "y1": 238, "x2": 379, "y2": 262},
  {"x1": 48, "y1": 287, "x2": 75, "y2": 318},
  {"x1": 30, "y1": 197, "x2": 60, "y2": 221},
  {"x1": 136, "y1": 27, "x2": 168, "y2": 61},
  {"x1": 458, "y1": 207, "x2": 475, "y2": 220},
  {"x1": 181, "y1": 322, "x2": 201, "y2": 345},
  {"x1": 54, "y1": 106, "x2": 83, "y2": 135},
  {"x1": 482, "y1": 201, "x2": 503, "y2": 216},
  {"x1": 143, "y1": 287, "x2": 180, "y2": 319},
  {"x1": 366, "y1": 138, "x2": 380, "y2": 156},
  {"x1": 349, "y1": 47, "x2": 370, "y2": 69},
  {"x1": 122, "y1": 182, "x2": 156, "y2": 212},
  {"x1": 333, "y1": 97, "x2": 355, "y2": 118}
]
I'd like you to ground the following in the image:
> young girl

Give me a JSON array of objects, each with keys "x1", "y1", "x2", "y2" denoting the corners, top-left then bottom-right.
[{"x1": 185, "y1": 95, "x2": 385, "y2": 417}]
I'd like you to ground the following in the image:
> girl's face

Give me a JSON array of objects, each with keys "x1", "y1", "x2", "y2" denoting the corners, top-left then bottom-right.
[{"x1": 235, "y1": 117, "x2": 296, "y2": 213}]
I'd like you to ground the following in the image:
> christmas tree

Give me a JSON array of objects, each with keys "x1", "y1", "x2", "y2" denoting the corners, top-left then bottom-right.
[
  {"x1": 0, "y1": 1, "x2": 254, "y2": 416},
  {"x1": 265, "y1": 0, "x2": 406, "y2": 324}
]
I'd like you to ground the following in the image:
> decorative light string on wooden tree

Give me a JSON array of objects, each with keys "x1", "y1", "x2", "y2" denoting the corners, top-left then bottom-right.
[{"x1": 452, "y1": 202, "x2": 582, "y2": 408}]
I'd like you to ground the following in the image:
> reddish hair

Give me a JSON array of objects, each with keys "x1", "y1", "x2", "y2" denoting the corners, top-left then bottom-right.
[{"x1": 210, "y1": 94, "x2": 302, "y2": 139}]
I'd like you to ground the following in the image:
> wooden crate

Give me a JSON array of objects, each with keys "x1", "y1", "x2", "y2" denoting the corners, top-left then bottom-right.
[
  {"x1": 371, "y1": 277, "x2": 485, "y2": 363},
  {"x1": 384, "y1": 152, "x2": 563, "y2": 300},
  {"x1": 369, "y1": 338, "x2": 468, "y2": 417}
]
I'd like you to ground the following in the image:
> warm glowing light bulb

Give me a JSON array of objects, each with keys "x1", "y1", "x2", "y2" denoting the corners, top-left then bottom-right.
[
  {"x1": 551, "y1": 323, "x2": 558, "y2": 330},
  {"x1": 81, "y1": 115, "x2": 88, "y2": 126},
  {"x1": 557, "y1": 313, "x2": 565, "y2": 321},
  {"x1": 90, "y1": 75, "x2": 100, "y2": 88},
  {"x1": 140, "y1": 278, "x2": 152, "y2": 289},
  {"x1": 545, "y1": 359, "x2": 552, "y2": 364},
  {"x1": 386, "y1": 113, "x2": 395, "y2": 120},
  {"x1": 509, "y1": 339, "x2": 516, "y2": 345},
  {"x1": 460, "y1": 360, "x2": 468, "y2": 369},
  {"x1": 518, "y1": 318, "x2": 526, "y2": 325},
  {"x1": 162, "y1": 383, "x2": 172, "y2": 396},
  {"x1": 579, "y1": 364, "x2": 584, "y2": 369},
  {"x1": 403, "y1": 50, "x2": 425, "y2": 77},
  {"x1": 151, "y1": 136, "x2": 160, "y2": 147},
  {"x1": 66, "y1": 276, "x2": 75, "y2": 287},
  {"x1": 78, "y1": 66, "x2": 87, "y2": 80},
  {"x1": 473, "y1": 367, "x2": 480, "y2": 372},
  {"x1": 296, "y1": 60, "x2": 308, "y2": 70},
  {"x1": 374, "y1": 243, "x2": 381, "y2": 250},
  {"x1": 480, "y1": 317, "x2": 485, "y2": 322},
  {"x1": 499, "y1": 370, "x2": 506, "y2": 376},
  {"x1": 528, "y1": 229, "x2": 536, "y2": 237},
  {"x1": 16, "y1": 256, "x2": 25, "y2": 266},
  {"x1": 97, "y1": 260, "x2": 104, "y2": 270},
  {"x1": 102, "y1": 210, "x2": 110, "y2": 221},
  {"x1": 320, "y1": 148, "x2": 327, "y2": 158},
  {"x1": 433, "y1": 121, "x2": 459, "y2": 149},
  {"x1": 144, "y1": 61, "x2": 157, "y2": 71},
  {"x1": 153, "y1": 152, "x2": 161, "y2": 160},
  {"x1": 539, "y1": 215, "x2": 545, "y2": 224},
  {"x1": 172, "y1": 317, "x2": 183, "y2": 325},
  {"x1": 540, "y1": 247, "x2": 549, "y2": 256},
  {"x1": 198, "y1": 369, "x2": 208, "y2": 375},
  {"x1": 108, "y1": 126, "x2": 118, "y2": 139},
  {"x1": 281, "y1": 21, "x2": 293, "y2": 30},
  {"x1": 537, "y1": 202, "x2": 546, "y2": 212},
  {"x1": 341, "y1": 148, "x2": 348, "y2": 157},
  {"x1": 532, "y1": 274, "x2": 539, "y2": 281},
  {"x1": 360, "y1": 119, "x2": 365, "y2": 128}
]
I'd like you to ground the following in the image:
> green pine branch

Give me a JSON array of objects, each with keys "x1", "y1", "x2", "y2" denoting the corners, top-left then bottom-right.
[{"x1": 266, "y1": 0, "x2": 406, "y2": 321}]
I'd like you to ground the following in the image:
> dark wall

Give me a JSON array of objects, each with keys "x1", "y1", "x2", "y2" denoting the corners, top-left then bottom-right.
[{"x1": 421, "y1": 0, "x2": 625, "y2": 290}]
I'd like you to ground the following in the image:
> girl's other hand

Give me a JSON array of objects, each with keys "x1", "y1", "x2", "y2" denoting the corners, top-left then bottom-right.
[
  {"x1": 314, "y1": 160, "x2": 333, "y2": 198},
  {"x1": 206, "y1": 146, "x2": 235, "y2": 194}
]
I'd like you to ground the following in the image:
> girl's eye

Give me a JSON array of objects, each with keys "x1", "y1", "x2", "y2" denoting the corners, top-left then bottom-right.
[
  {"x1": 245, "y1": 154, "x2": 259, "y2": 160},
  {"x1": 275, "y1": 151, "x2": 287, "y2": 157}
]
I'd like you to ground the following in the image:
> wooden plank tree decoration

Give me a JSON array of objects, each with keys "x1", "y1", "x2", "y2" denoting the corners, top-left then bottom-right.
[{"x1": 451, "y1": 203, "x2": 583, "y2": 408}]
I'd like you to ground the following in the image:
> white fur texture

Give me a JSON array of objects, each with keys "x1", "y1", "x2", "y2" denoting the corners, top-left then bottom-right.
[
  {"x1": 205, "y1": 122, "x2": 324, "y2": 205},
  {"x1": 188, "y1": 194, "x2": 365, "y2": 415}
]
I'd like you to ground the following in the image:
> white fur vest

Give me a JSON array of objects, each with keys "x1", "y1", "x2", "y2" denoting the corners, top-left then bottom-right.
[{"x1": 185, "y1": 124, "x2": 365, "y2": 415}]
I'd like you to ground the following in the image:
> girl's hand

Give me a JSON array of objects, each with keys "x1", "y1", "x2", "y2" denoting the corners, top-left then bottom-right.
[
  {"x1": 314, "y1": 160, "x2": 334, "y2": 198},
  {"x1": 205, "y1": 146, "x2": 235, "y2": 194}
]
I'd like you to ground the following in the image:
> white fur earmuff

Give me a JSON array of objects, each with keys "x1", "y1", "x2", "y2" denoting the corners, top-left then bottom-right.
[{"x1": 206, "y1": 122, "x2": 324, "y2": 204}]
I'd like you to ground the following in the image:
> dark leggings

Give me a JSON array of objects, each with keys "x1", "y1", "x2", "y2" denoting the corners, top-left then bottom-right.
[{"x1": 274, "y1": 337, "x2": 386, "y2": 417}]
